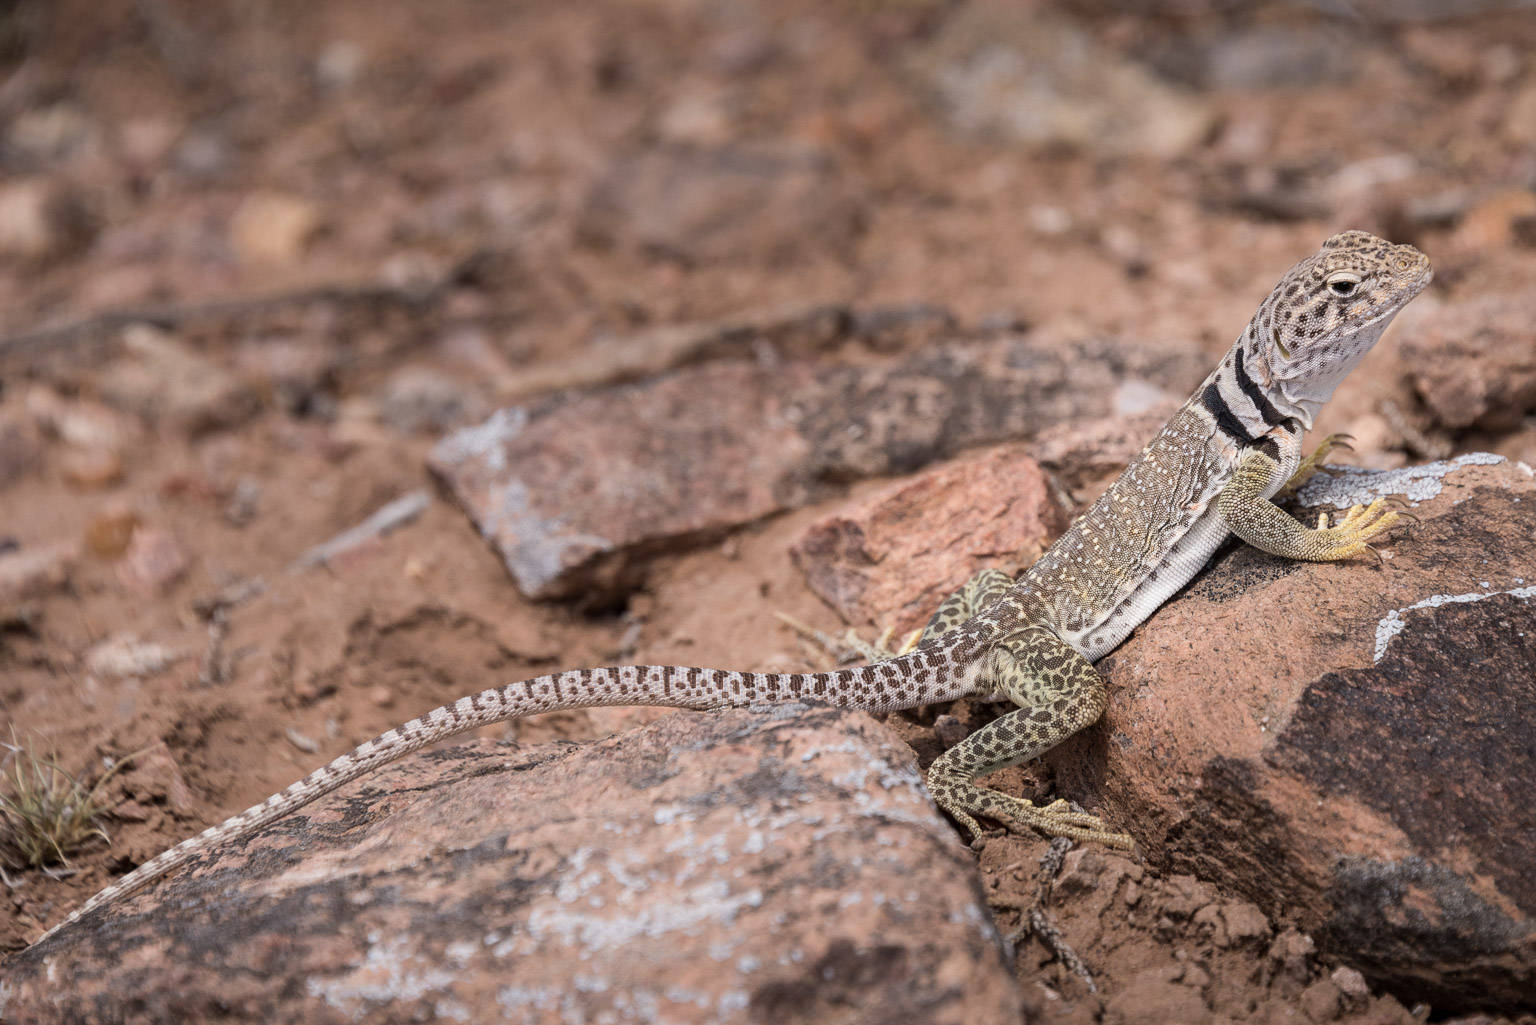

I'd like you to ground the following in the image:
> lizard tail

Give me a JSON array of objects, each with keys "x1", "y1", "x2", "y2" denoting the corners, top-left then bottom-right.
[{"x1": 39, "y1": 645, "x2": 975, "y2": 943}]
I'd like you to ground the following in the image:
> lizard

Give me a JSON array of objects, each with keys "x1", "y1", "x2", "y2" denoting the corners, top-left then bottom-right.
[{"x1": 36, "y1": 230, "x2": 1432, "y2": 943}]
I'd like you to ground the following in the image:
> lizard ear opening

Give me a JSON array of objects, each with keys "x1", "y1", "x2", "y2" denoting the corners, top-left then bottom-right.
[{"x1": 1270, "y1": 324, "x2": 1292, "y2": 360}]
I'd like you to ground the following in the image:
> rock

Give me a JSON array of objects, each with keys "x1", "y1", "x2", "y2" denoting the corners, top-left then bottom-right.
[
  {"x1": 232, "y1": 337, "x2": 339, "y2": 416},
  {"x1": 84, "y1": 634, "x2": 178, "y2": 680},
  {"x1": 1331, "y1": 965, "x2": 1370, "y2": 1003},
  {"x1": 1299, "y1": 978, "x2": 1342, "y2": 1023},
  {"x1": 103, "y1": 326, "x2": 261, "y2": 436},
  {"x1": 1400, "y1": 292, "x2": 1536, "y2": 431},
  {"x1": 0, "y1": 543, "x2": 77, "y2": 603},
  {"x1": 431, "y1": 335, "x2": 1205, "y2": 600},
  {"x1": 1149, "y1": 25, "x2": 1359, "y2": 90},
  {"x1": 117, "y1": 528, "x2": 190, "y2": 595},
  {"x1": 84, "y1": 505, "x2": 141, "y2": 558},
  {"x1": 1054, "y1": 455, "x2": 1536, "y2": 1012},
  {"x1": 914, "y1": 7, "x2": 1215, "y2": 158},
  {"x1": 60, "y1": 447, "x2": 125, "y2": 489},
  {"x1": 0, "y1": 178, "x2": 95, "y2": 262},
  {"x1": 375, "y1": 366, "x2": 486, "y2": 435},
  {"x1": 12, "y1": 708, "x2": 1020, "y2": 1023},
  {"x1": 230, "y1": 191, "x2": 322, "y2": 265},
  {"x1": 1449, "y1": 189, "x2": 1536, "y2": 251},
  {"x1": 505, "y1": 304, "x2": 856, "y2": 399},
  {"x1": 791, "y1": 443, "x2": 1069, "y2": 634},
  {"x1": 579, "y1": 142, "x2": 866, "y2": 265}
]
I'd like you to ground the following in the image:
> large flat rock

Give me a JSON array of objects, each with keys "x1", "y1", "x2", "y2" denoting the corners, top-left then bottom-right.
[
  {"x1": 8, "y1": 707, "x2": 1020, "y2": 1025},
  {"x1": 431, "y1": 334, "x2": 1204, "y2": 599},
  {"x1": 1053, "y1": 454, "x2": 1536, "y2": 1012}
]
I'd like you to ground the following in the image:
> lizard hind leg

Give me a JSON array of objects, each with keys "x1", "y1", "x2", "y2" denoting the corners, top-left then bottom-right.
[
  {"x1": 847, "y1": 567, "x2": 1016, "y2": 662},
  {"x1": 926, "y1": 627, "x2": 1134, "y2": 851},
  {"x1": 783, "y1": 567, "x2": 1017, "y2": 664}
]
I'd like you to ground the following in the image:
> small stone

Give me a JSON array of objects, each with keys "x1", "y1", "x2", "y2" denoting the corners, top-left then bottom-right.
[
  {"x1": 1299, "y1": 978, "x2": 1341, "y2": 1023},
  {"x1": 1220, "y1": 901, "x2": 1272, "y2": 947},
  {"x1": 232, "y1": 337, "x2": 338, "y2": 416},
  {"x1": 60, "y1": 447, "x2": 125, "y2": 489},
  {"x1": 1161, "y1": 874, "x2": 1214, "y2": 919},
  {"x1": 1331, "y1": 965, "x2": 1370, "y2": 1003},
  {"x1": 117, "y1": 528, "x2": 189, "y2": 595},
  {"x1": 933, "y1": 714, "x2": 967, "y2": 746},
  {"x1": 1268, "y1": 927, "x2": 1316, "y2": 981},
  {"x1": 368, "y1": 685, "x2": 396, "y2": 708},
  {"x1": 917, "y1": 7, "x2": 1215, "y2": 159},
  {"x1": 0, "y1": 178, "x2": 95, "y2": 261},
  {"x1": 1179, "y1": 963, "x2": 1211, "y2": 989},
  {"x1": 85, "y1": 634, "x2": 177, "y2": 679},
  {"x1": 106, "y1": 325, "x2": 260, "y2": 436},
  {"x1": 285, "y1": 727, "x2": 320, "y2": 754},
  {"x1": 85, "y1": 506, "x2": 141, "y2": 558},
  {"x1": 231, "y1": 191, "x2": 322, "y2": 265},
  {"x1": 0, "y1": 543, "x2": 76, "y2": 602},
  {"x1": 376, "y1": 366, "x2": 485, "y2": 435},
  {"x1": 316, "y1": 40, "x2": 364, "y2": 90}
]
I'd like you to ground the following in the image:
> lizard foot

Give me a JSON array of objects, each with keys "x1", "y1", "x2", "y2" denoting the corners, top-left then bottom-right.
[
  {"x1": 931, "y1": 783, "x2": 1136, "y2": 852},
  {"x1": 1308, "y1": 497, "x2": 1405, "y2": 560},
  {"x1": 776, "y1": 613, "x2": 921, "y2": 665}
]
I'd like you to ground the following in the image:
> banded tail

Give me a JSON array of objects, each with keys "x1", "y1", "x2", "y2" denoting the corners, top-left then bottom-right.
[{"x1": 40, "y1": 638, "x2": 981, "y2": 942}]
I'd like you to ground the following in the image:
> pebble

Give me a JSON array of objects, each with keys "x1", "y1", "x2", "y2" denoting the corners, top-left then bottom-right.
[
  {"x1": 85, "y1": 506, "x2": 141, "y2": 558},
  {"x1": 117, "y1": 528, "x2": 190, "y2": 595},
  {"x1": 231, "y1": 192, "x2": 322, "y2": 265}
]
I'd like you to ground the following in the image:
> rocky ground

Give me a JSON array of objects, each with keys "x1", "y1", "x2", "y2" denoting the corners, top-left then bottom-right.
[{"x1": 2, "y1": 0, "x2": 1535, "y2": 1022}]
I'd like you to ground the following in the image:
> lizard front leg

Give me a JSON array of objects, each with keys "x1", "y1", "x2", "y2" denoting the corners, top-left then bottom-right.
[
  {"x1": 1218, "y1": 448, "x2": 1403, "y2": 561},
  {"x1": 1274, "y1": 432, "x2": 1352, "y2": 499},
  {"x1": 926, "y1": 626, "x2": 1134, "y2": 850}
]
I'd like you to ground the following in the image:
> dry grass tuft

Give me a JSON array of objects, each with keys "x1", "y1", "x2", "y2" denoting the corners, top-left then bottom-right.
[{"x1": 0, "y1": 732, "x2": 137, "y2": 870}]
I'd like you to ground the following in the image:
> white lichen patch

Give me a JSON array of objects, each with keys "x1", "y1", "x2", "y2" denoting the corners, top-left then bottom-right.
[
  {"x1": 1373, "y1": 584, "x2": 1536, "y2": 663},
  {"x1": 431, "y1": 407, "x2": 527, "y2": 474},
  {"x1": 1296, "y1": 452, "x2": 1504, "y2": 509},
  {"x1": 306, "y1": 933, "x2": 460, "y2": 1013}
]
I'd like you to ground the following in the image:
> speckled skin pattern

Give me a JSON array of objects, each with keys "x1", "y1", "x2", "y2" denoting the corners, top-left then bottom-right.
[{"x1": 40, "y1": 232, "x2": 1432, "y2": 943}]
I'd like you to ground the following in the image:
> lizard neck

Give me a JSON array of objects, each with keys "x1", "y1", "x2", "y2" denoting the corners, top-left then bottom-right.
[{"x1": 1199, "y1": 321, "x2": 1307, "y2": 444}]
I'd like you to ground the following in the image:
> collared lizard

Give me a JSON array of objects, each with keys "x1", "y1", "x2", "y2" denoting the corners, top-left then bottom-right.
[{"x1": 37, "y1": 230, "x2": 1432, "y2": 943}]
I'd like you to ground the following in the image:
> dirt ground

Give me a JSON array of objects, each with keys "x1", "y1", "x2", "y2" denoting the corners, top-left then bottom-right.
[{"x1": 2, "y1": 0, "x2": 1535, "y2": 1021}]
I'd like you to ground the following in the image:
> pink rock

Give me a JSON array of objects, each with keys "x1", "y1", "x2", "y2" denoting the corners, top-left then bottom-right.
[
  {"x1": 117, "y1": 527, "x2": 189, "y2": 595},
  {"x1": 792, "y1": 442, "x2": 1069, "y2": 634},
  {"x1": 15, "y1": 708, "x2": 1021, "y2": 1023},
  {"x1": 1402, "y1": 291, "x2": 1536, "y2": 431},
  {"x1": 1054, "y1": 454, "x2": 1536, "y2": 1012}
]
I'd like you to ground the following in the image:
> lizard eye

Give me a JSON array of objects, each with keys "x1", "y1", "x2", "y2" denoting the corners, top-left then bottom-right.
[{"x1": 1326, "y1": 272, "x2": 1362, "y2": 298}]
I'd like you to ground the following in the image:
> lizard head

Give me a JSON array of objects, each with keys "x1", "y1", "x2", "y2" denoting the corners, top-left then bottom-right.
[{"x1": 1252, "y1": 230, "x2": 1432, "y2": 422}]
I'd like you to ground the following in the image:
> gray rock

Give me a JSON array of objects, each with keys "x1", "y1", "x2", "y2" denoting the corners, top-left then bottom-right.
[
  {"x1": 431, "y1": 335, "x2": 1206, "y2": 600},
  {"x1": 11, "y1": 708, "x2": 1021, "y2": 1024},
  {"x1": 579, "y1": 142, "x2": 866, "y2": 265}
]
